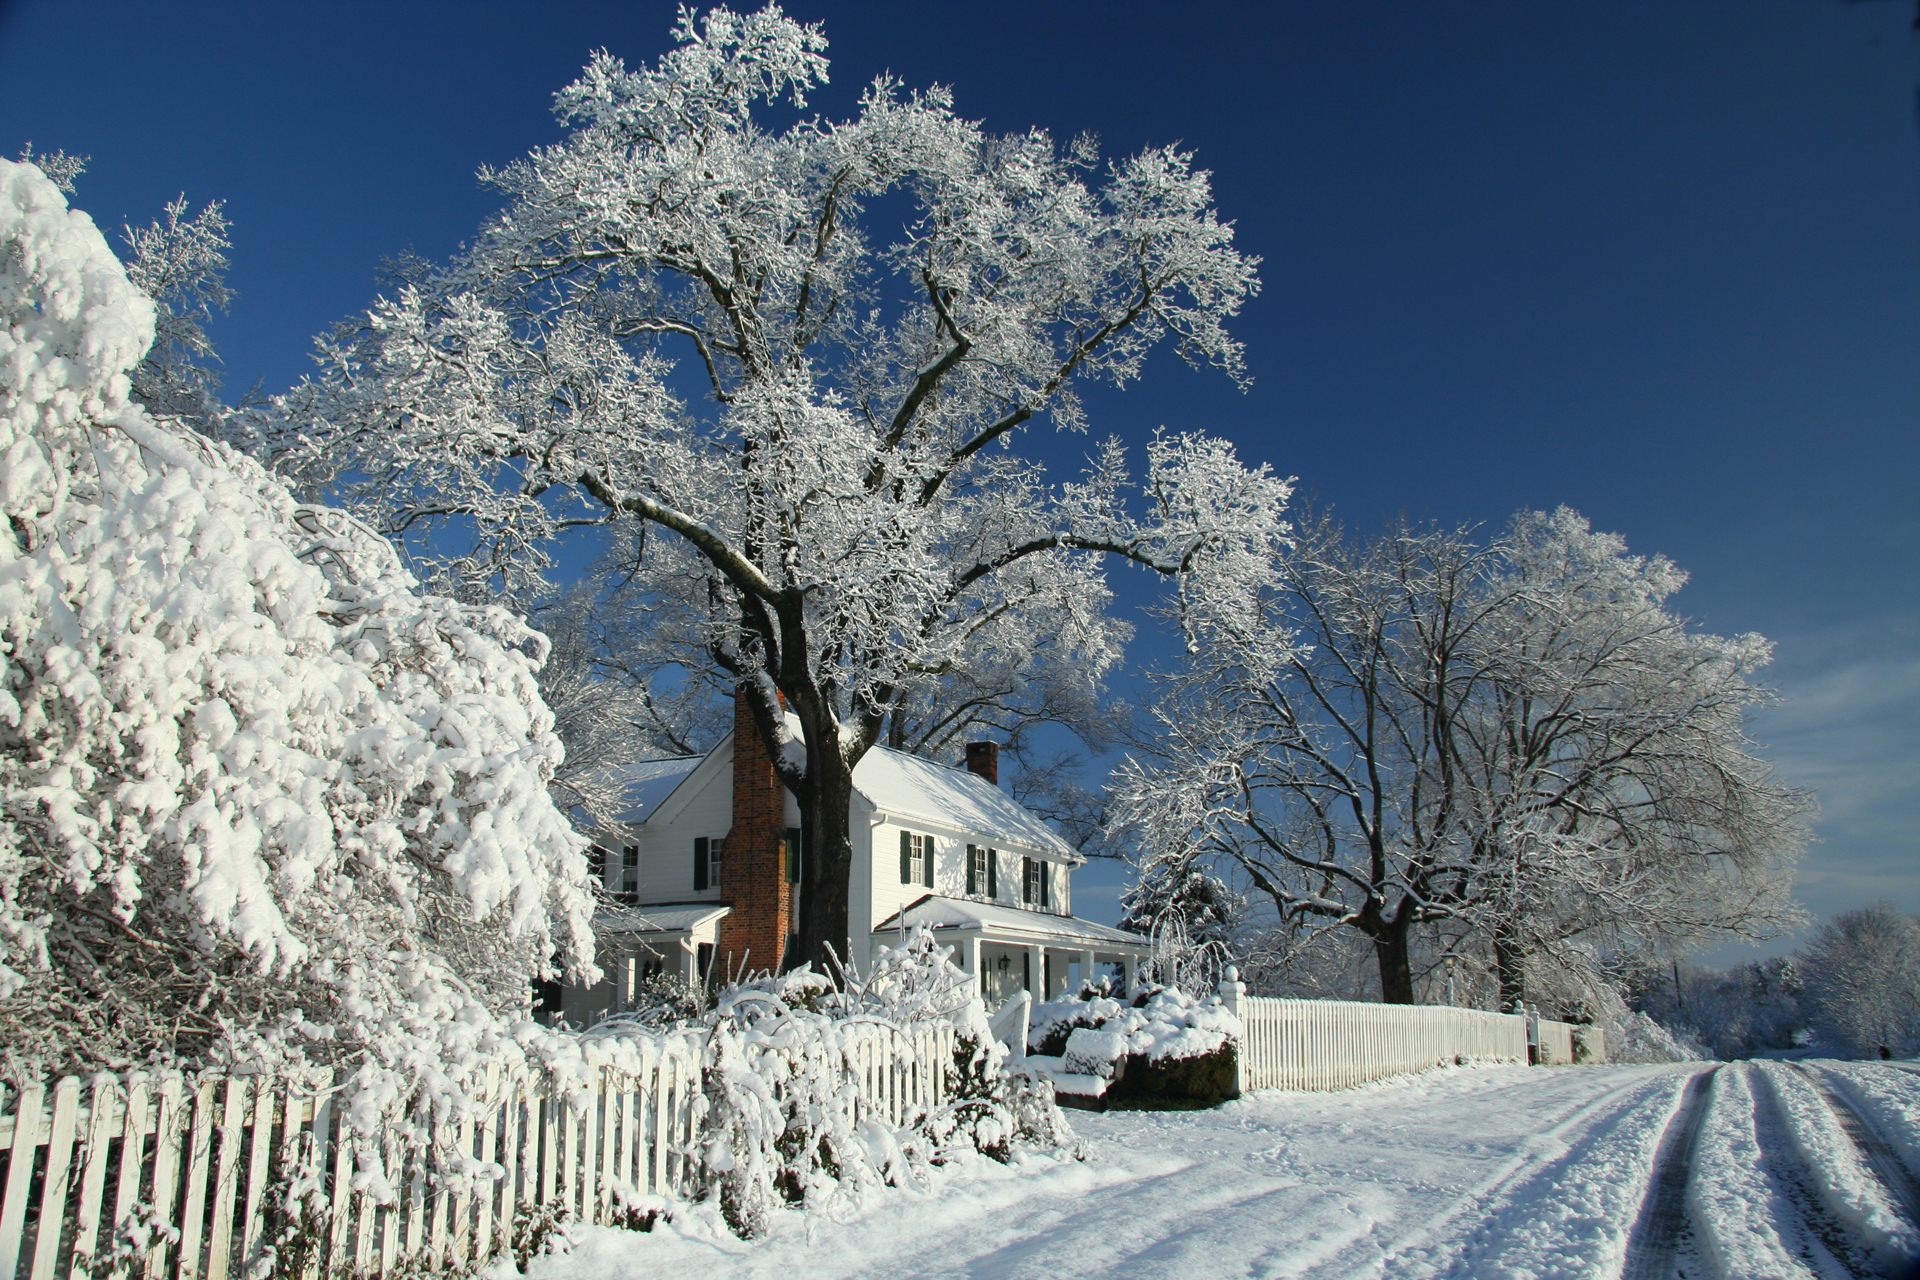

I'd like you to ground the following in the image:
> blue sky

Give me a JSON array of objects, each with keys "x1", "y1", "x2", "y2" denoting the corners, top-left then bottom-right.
[{"x1": 2, "y1": 0, "x2": 1914, "y2": 960}]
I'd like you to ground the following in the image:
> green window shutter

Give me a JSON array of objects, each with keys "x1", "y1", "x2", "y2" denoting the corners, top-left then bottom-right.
[
  {"x1": 986, "y1": 848, "x2": 997, "y2": 899},
  {"x1": 1040, "y1": 860, "x2": 1050, "y2": 908},
  {"x1": 694, "y1": 837, "x2": 708, "y2": 892},
  {"x1": 923, "y1": 835, "x2": 934, "y2": 888},
  {"x1": 900, "y1": 830, "x2": 913, "y2": 884},
  {"x1": 785, "y1": 828, "x2": 801, "y2": 884},
  {"x1": 966, "y1": 845, "x2": 977, "y2": 896}
]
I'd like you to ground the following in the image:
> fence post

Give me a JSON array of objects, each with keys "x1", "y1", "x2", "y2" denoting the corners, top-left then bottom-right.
[{"x1": 1217, "y1": 967, "x2": 1248, "y2": 1098}]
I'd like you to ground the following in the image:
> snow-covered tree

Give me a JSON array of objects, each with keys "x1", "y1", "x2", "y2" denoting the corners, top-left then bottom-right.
[
  {"x1": 256, "y1": 5, "x2": 1289, "y2": 970},
  {"x1": 121, "y1": 193, "x2": 251, "y2": 435},
  {"x1": 1111, "y1": 507, "x2": 1809, "y2": 1005},
  {"x1": 0, "y1": 159, "x2": 595, "y2": 1096},
  {"x1": 1624, "y1": 955, "x2": 1804, "y2": 1060},
  {"x1": 1798, "y1": 903, "x2": 1920, "y2": 1059}
]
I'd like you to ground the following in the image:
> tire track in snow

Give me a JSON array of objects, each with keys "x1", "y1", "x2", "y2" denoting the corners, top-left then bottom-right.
[
  {"x1": 1751, "y1": 1063, "x2": 1898, "y2": 1279},
  {"x1": 1363, "y1": 1066, "x2": 1699, "y2": 1279},
  {"x1": 1790, "y1": 1063, "x2": 1920, "y2": 1271},
  {"x1": 1621, "y1": 1065, "x2": 1720, "y2": 1280}
]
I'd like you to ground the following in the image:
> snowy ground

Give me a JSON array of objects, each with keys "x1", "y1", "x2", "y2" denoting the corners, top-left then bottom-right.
[{"x1": 520, "y1": 1060, "x2": 1920, "y2": 1280}]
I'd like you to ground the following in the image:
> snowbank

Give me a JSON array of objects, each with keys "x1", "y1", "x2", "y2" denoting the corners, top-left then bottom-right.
[{"x1": 1611, "y1": 1010, "x2": 1705, "y2": 1063}]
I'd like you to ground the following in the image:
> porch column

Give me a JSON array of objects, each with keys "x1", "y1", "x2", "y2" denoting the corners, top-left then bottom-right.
[
  {"x1": 1078, "y1": 949, "x2": 1096, "y2": 994},
  {"x1": 966, "y1": 935, "x2": 982, "y2": 993},
  {"x1": 679, "y1": 939, "x2": 698, "y2": 986},
  {"x1": 1025, "y1": 945, "x2": 1044, "y2": 996}
]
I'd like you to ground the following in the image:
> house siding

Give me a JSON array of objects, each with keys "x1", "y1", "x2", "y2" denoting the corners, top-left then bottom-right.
[
  {"x1": 865, "y1": 817, "x2": 1072, "y2": 931},
  {"x1": 631, "y1": 749, "x2": 733, "y2": 902},
  {"x1": 621, "y1": 733, "x2": 1079, "y2": 972}
]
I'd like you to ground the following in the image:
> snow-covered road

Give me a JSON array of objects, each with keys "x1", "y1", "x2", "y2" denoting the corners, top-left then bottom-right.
[{"x1": 525, "y1": 1060, "x2": 1920, "y2": 1280}]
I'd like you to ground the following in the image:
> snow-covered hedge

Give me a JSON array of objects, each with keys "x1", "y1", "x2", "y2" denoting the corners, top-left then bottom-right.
[
  {"x1": 543, "y1": 929, "x2": 1076, "y2": 1245},
  {"x1": 0, "y1": 158, "x2": 596, "y2": 1113},
  {"x1": 1025, "y1": 984, "x2": 1241, "y2": 1107}
]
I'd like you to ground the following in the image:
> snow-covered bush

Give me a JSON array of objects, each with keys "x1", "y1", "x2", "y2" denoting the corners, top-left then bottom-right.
[
  {"x1": 0, "y1": 158, "x2": 596, "y2": 1110},
  {"x1": 1026, "y1": 984, "x2": 1241, "y2": 1107},
  {"x1": 577, "y1": 928, "x2": 1075, "y2": 1241},
  {"x1": 1609, "y1": 1011, "x2": 1704, "y2": 1064}
]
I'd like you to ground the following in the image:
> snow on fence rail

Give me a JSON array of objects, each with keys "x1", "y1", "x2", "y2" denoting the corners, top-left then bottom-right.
[
  {"x1": 1215, "y1": 973, "x2": 1586, "y2": 1092},
  {"x1": 0, "y1": 1023, "x2": 953, "y2": 1280}
]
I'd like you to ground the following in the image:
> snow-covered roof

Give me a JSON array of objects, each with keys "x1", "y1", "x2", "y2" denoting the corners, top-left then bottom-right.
[
  {"x1": 852, "y1": 747, "x2": 1077, "y2": 861},
  {"x1": 593, "y1": 903, "x2": 731, "y2": 936},
  {"x1": 873, "y1": 895, "x2": 1149, "y2": 949},
  {"x1": 610, "y1": 756, "x2": 703, "y2": 822},
  {"x1": 624, "y1": 720, "x2": 1077, "y2": 861}
]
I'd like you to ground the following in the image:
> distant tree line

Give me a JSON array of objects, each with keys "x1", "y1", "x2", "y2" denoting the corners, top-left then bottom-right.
[{"x1": 1632, "y1": 903, "x2": 1920, "y2": 1060}]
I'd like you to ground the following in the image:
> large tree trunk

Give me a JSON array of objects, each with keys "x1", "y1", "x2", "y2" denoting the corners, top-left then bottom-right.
[
  {"x1": 1493, "y1": 929, "x2": 1527, "y2": 1010},
  {"x1": 738, "y1": 677, "x2": 865, "y2": 977},
  {"x1": 793, "y1": 750, "x2": 855, "y2": 975},
  {"x1": 1371, "y1": 908, "x2": 1417, "y2": 1005}
]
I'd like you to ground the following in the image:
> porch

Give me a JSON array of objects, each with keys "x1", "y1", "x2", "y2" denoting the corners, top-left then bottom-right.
[
  {"x1": 872, "y1": 895, "x2": 1152, "y2": 1006},
  {"x1": 551, "y1": 902, "x2": 731, "y2": 1027}
]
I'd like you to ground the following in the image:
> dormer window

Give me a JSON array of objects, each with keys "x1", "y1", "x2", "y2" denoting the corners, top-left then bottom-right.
[{"x1": 899, "y1": 831, "x2": 934, "y2": 888}]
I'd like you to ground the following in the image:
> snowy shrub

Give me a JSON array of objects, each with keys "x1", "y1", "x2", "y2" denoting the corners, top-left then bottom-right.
[
  {"x1": 580, "y1": 927, "x2": 1076, "y2": 1241},
  {"x1": 0, "y1": 158, "x2": 596, "y2": 1118},
  {"x1": 1609, "y1": 1010, "x2": 1704, "y2": 1064},
  {"x1": 1027, "y1": 984, "x2": 1241, "y2": 1106}
]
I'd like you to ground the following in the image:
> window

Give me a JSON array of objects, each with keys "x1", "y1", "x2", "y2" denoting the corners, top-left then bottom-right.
[
  {"x1": 1023, "y1": 856, "x2": 1049, "y2": 908},
  {"x1": 590, "y1": 845, "x2": 610, "y2": 886},
  {"x1": 694, "y1": 836, "x2": 725, "y2": 891},
  {"x1": 623, "y1": 845, "x2": 638, "y2": 894},
  {"x1": 898, "y1": 831, "x2": 934, "y2": 888},
  {"x1": 967, "y1": 845, "x2": 997, "y2": 898}
]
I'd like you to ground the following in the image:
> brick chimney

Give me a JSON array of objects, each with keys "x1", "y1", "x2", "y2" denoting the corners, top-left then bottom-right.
[
  {"x1": 716, "y1": 689, "x2": 795, "y2": 976},
  {"x1": 965, "y1": 741, "x2": 1000, "y2": 786}
]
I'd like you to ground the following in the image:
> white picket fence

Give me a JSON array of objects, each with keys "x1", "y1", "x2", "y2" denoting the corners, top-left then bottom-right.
[
  {"x1": 0, "y1": 1022, "x2": 953, "y2": 1280},
  {"x1": 1533, "y1": 1017, "x2": 1576, "y2": 1067},
  {"x1": 1216, "y1": 974, "x2": 1590, "y2": 1092}
]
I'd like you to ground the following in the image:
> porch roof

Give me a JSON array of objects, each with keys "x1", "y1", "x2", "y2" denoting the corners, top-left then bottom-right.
[
  {"x1": 872, "y1": 895, "x2": 1150, "y2": 951},
  {"x1": 593, "y1": 903, "x2": 730, "y2": 937}
]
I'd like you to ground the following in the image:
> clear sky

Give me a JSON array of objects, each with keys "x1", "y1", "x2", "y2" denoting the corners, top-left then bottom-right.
[{"x1": 2, "y1": 0, "x2": 1914, "y2": 960}]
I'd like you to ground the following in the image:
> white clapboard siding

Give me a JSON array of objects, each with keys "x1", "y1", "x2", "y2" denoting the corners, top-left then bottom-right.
[
  {"x1": 0, "y1": 1022, "x2": 954, "y2": 1279},
  {"x1": 1218, "y1": 976, "x2": 1544, "y2": 1093}
]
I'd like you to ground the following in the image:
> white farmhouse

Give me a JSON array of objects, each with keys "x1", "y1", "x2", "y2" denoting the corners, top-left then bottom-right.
[{"x1": 557, "y1": 698, "x2": 1148, "y2": 1024}]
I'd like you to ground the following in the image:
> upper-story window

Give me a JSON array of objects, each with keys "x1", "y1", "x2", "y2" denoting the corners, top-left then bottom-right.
[
  {"x1": 694, "y1": 836, "x2": 725, "y2": 891},
  {"x1": 898, "y1": 831, "x2": 934, "y2": 888},
  {"x1": 1022, "y1": 855, "x2": 1051, "y2": 909},
  {"x1": 966, "y1": 844, "x2": 997, "y2": 898}
]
